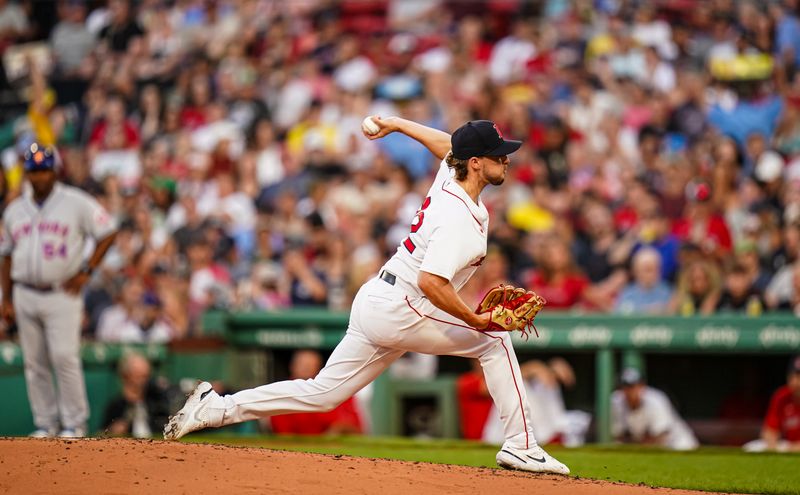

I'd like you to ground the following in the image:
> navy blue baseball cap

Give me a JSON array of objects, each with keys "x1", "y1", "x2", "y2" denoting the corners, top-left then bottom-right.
[
  {"x1": 451, "y1": 120, "x2": 522, "y2": 160},
  {"x1": 23, "y1": 143, "x2": 56, "y2": 172}
]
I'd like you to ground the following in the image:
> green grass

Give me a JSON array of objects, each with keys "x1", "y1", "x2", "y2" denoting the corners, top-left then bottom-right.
[{"x1": 185, "y1": 435, "x2": 800, "y2": 495}]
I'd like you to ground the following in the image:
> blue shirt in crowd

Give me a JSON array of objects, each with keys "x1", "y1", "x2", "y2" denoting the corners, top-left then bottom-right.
[
  {"x1": 776, "y1": 14, "x2": 800, "y2": 66},
  {"x1": 633, "y1": 235, "x2": 681, "y2": 282},
  {"x1": 615, "y1": 282, "x2": 673, "y2": 315},
  {"x1": 707, "y1": 96, "x2": 783, "y2": 146}
]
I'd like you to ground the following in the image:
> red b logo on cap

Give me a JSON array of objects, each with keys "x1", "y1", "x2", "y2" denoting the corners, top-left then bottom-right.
[{"x1": 493, "y1": 123, "x2": 503, "y2": 139}]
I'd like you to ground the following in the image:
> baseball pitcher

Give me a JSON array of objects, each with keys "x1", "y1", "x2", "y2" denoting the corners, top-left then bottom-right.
[
  {"x1": 1, "y1": 144, "x2": 117, "y2": 437},
  {"x1": 164, "y1": 118, "x2": 569, "y2": 474}
]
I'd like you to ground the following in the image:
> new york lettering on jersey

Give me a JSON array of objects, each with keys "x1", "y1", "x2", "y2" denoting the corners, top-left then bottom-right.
[{"x1": 0, "y1": 184, "x2": 116, "y2": 285}]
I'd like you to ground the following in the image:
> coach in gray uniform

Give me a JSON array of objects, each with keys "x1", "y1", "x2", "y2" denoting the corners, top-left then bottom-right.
[{"x1": 0, "y1": 144, "x2": 117, "y2": 437}]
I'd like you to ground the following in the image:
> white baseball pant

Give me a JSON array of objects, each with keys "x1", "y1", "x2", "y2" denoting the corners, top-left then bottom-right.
[
  {"x1": 14, "y1": 285, "x2": 89, "y2": 431},
  {"x1": 207, "y1": 277, "x2": 538, "y2": 448}
]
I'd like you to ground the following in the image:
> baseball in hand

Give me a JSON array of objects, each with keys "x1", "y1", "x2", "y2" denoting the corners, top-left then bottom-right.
[{"x1": 362, "y1": 116, "x2": 380, "y2": 136}]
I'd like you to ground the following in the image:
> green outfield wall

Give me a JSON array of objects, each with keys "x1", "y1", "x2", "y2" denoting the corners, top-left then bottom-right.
[{"x1": 1, "y1": 312, "x2": 798, "y2": 440}]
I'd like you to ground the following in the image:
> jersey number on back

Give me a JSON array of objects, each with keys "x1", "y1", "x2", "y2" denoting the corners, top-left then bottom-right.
[{"x1": 402, "y1": 196, "x2": 431, "y2": 254}]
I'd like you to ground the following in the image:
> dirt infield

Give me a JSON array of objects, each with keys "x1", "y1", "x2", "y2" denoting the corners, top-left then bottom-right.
[{"x1": 0, "y1": 438, "x2": 729, "y2": 495}]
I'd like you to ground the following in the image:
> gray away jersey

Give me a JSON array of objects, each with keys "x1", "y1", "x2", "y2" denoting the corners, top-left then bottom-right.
[{"x1": 0, "y1": 183, "x2": 116, "y2": 285}]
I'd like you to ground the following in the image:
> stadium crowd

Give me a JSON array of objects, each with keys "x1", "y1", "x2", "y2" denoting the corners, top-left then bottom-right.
[{"x1": 0, "y1": 0, "x2": 800, "y2": 344}]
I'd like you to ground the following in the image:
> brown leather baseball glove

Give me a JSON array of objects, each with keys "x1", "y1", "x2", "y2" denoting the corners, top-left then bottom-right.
[{"x1": 475, "y1": 284, "x2": 546, "y2": 338}]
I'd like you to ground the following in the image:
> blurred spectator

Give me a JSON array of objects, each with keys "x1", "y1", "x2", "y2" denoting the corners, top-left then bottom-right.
[
  {"x1": 612, "y1": 368, "x2": 699, "y2": 451},
  {"x1": 286, "y1": 100, "x2": 340, "y2": 165},
  {"x1": 482, "y1": 357, "x2": 591, "y2": 447},
  {"x1": 672, "y1": 181, "x2": 732, "y2": 261},
  {"x1": 615, "y1": 248, "x2": 672, "y2": 315},
  {"x1": 101, "y1": 351, "x2": 170, "y2": 438},
  {"x1": 670, "y1": 260, "x2": 722, "y2": 315},
  {"x1": 574, "y1": 200, "x2": 626, "y2": 287},
  {"x1": 131, "y1": 85, "x2": 163, "y2": 145},
  {"x1": 761, "y1": 355, "x2": 800, "y2": 451},
  {"x1": 210, "y1": 172, "x2": 257, "y2": 258},
  {"x1": 50, "y1": 0, "x2": 93, "y2": 76},
  {"x1": 88, "y1": 94, "x2": 141, "y2": 186},
  {"x1": 96, "y1": 278, "x2": 179, "y2": 343},
  {"x1": 716, "y1": 263, "x2": 766, "y2": 314},
  {"x1": 744, "y1": 355, "x2": 800, "y2": 452},
  {"x1": 269, "y1": 350, "x2": 363, "y2": 435},
  {"x1": 766, "y1": 261, "x2": 800, "y2": 314},
  {"x1": 523, "y1": 237, "x2": 589, "y2": 310},
  {"x1": 707, "y1": 85, "x2": 783, "y2": 148},
  {"x1": 186, "y1": 234, "x2": 234, "y2": 322},
  {"x1": 245, "y1": 118, "x2": 285, "y2": 191},
  {"x1": 170, "y1": 195, "x2": 206, "y2": 254},
  {"x1": 734, "y1": 240, "x2": 772, "y2": 294},
  {"x1": 488, "y1": 18, "x2": 536, "y2": 85},
  {"x1": 0, "y1": 0, "x2": 30, "y2": 48},
  {"x1": 283, "y1": 247, "x2": 327, "y2": 308},
  {"x1": 770, "y1": 2, "x2": 800, "y2": 71},
  {"x1": 774, "y1": 102, "x2": 800, "y2": 158},
  {"x1": 97, "y1": 0, "x2": 143, "y2": 54},
  {"x1": 456, "y1": 359, "x2": 492, "y2": 441},
  {"x1": 460, "y1": 244, "x2": 512, "y2": 307},
  {"x1": 770, "y1": 222, "x2": 800, "y2": 275},
  {"x1": 610, "y1": 205, "x2": 681, "y2": 284},
  {"x1": 236, "y1": 261, "x2": 289, "y2": 311}
]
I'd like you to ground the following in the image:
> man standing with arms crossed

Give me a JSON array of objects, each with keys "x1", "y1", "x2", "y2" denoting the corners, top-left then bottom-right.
[
  {"x1": 1, "y1": 144, "x2": 117, "y2": 437},
  {"x1": 164, "y1": 117, "x2": 569, "y2": 474}
]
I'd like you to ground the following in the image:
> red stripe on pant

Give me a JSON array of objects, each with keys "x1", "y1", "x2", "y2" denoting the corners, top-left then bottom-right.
[{"x1": 404, "y1": 297, "x2": 529, "y2": 449}]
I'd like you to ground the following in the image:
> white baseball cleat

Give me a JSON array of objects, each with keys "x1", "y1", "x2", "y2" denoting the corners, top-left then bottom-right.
[
  {"x1": 29, "y1": 428, "x2": 58, "y2": 438},
  {"x1": 58, "y1": 427, "x2": 86, "y2": 438},
  {"x1": 496, "y1": 444, "x2": 570, "y2": 475},
  {"x1": 163, "y1": 381, "x2": 218, "y2": 440}
]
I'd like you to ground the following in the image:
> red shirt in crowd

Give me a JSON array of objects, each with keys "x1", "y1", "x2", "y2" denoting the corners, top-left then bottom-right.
[
  {"x1": 88, "y1": 120, "x2": 140, "y2": 149},
  {"x1": 525, "y1": 271, "x2": 589, "y2": 309},
  {"x1": 457, "y1": 372, "x2": 493, "y2": 440},
  {"x1": 613, "y1": 205, "x2": 639, "y2": 233},
  {"x1": 270, "y1": 397, "x2": 362, "y2": 435},
  {"x1": 671, "y1": 215, "x2": 733, "y2": 252},
  {"x1": 764, "y1": 385, "x2": 800, "y2": 442},
  {"x1": 179, "y1": 106, "x2": 208, "y2": 130}
]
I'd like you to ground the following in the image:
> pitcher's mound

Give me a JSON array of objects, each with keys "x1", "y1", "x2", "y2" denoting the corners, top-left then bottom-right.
[{"x1": 0, "y1": 438, "x2": 721, "y2": 494}]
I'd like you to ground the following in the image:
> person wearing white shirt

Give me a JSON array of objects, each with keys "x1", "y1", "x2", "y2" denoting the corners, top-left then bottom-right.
[
  {"x1": 612, "y1": 368, "x2": 699, "y2": 451},
  {"x1": 488, "y1": 19, "x2": 536, "y2": 85},
  {"x1": 96, "y1": 279, "x2": 174, "y2": 343},
  {"x1": 164, "y1": 116, "x2": 570, "y2": 475}
]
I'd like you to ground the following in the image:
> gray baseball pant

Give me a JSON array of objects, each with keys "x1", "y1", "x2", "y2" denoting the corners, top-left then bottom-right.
[{"x1": 14, "y1": 285, "x2": 88, "y2": 432}]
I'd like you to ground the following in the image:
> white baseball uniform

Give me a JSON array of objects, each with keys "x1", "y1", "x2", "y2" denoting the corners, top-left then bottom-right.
[
  {"x1": 611, "y1": 386, "x2": 699, "y2": 450},
  {"x1": 0, "y1": 183, "x2": 116, "y2": 432},
  {"x1": 200, "y1": 158, "x2": 540, "y2": 449}
]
